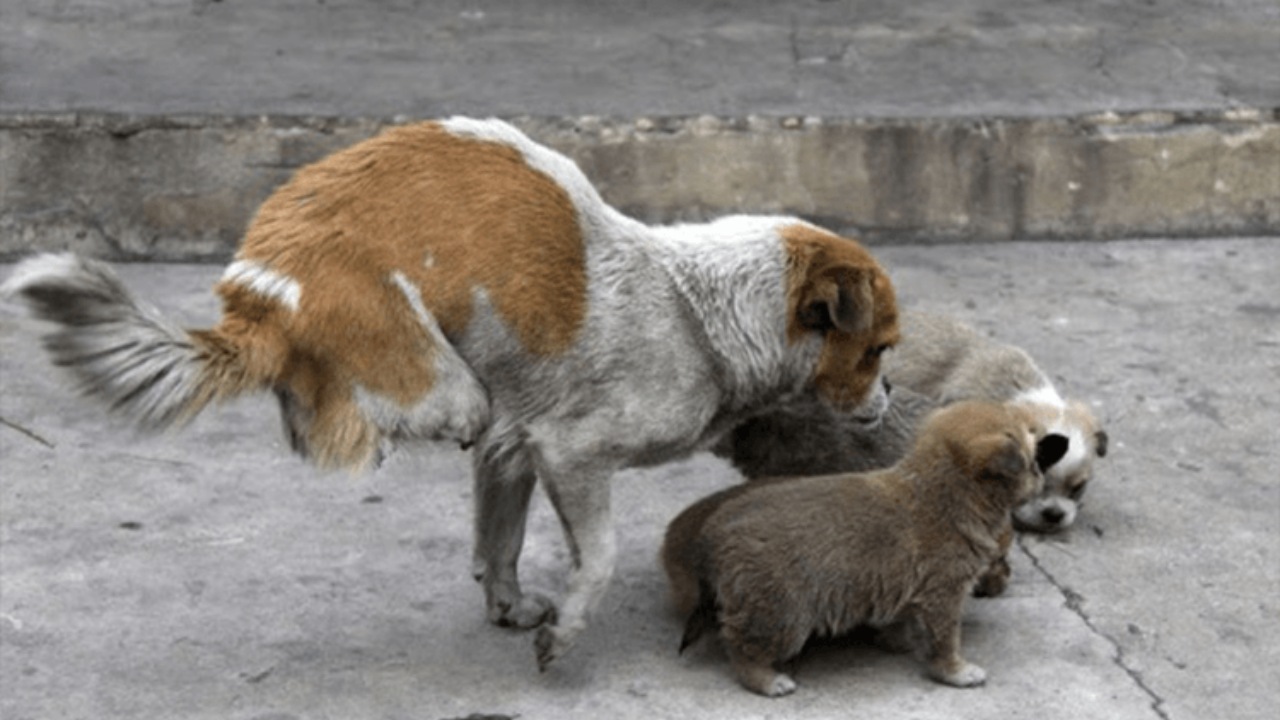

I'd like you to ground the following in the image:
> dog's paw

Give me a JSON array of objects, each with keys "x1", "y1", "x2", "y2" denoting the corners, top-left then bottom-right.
[
  {"x1": 761, "y1": 673, "x2": 798, "y2": 697},
  {"x1": 534, "y1": 622, "x2": 581, "y2": 671},
  {"x1": 972, "y1": 571, "x2": 1008, "y2": 598},
  {"x1": 489, "y1": 593, "x2": 557, "y2": 629},
  {"x1": 734, "y1": 662, "x2": 798, "y2": 697},
  {"x1": 931, "y1": 660, "x2": 987, "y2": 688}
]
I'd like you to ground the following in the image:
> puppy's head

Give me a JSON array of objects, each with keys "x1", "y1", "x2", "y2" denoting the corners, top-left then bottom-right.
[
  {"x1": 1012, "y1": 399, "x2": 1108, "y2": 533},
  {"x1": 926, "y1": 401, "x2": 1052, "y2": 507},
  {"x1": 781, "y1": 225, "x2": 899, "y2": 425}
]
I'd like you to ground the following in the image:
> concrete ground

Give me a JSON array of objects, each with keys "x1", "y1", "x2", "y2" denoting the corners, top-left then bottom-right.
[
  {"x1": 2, "y1": 1, "x2": 1278, "y2": 719},
  {"x1": 3, "y1": 239, "x2": 1278, "y2": 720},
  {"x1": 4, "y1": 0, "x2": 1277, "y2": 118}
]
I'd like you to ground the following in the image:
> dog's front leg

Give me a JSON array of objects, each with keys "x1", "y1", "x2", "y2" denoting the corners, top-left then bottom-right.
[
  {"x1": 472, "y1": 442, "x2": 555, "y2": 629},
  {"x1": 918, "y1": 595, "x2": 987, "y2": 688},
  {"x1": 534, "y1": 466, "x2": 617, "y2": 670}
]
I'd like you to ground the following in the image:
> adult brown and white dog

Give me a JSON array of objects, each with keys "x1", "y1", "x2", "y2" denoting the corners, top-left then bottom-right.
[{"x1": 2, "y1": 117, "x2": 900, "y2": 668}]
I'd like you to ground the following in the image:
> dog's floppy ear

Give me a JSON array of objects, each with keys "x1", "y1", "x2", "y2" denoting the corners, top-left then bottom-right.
[
  {"x1": 1035, "y1": 433, "x2": 1070, "y2": 472},
  {"x1": 1094, "y1": 430, "x2": 1109, "y2": 458},
  {"x1": 796, "y1": 267, "x2": 874, "y2": 335},
  {"x1": 980, "y1": 434, "x2": 1030, "y2": 481}
]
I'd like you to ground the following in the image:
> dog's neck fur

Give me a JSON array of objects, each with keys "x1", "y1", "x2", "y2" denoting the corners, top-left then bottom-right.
[{"x1": 649, "y1": 217, "x2": 821, "y2": 414}]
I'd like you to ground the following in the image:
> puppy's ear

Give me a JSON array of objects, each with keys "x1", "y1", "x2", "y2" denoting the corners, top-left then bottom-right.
[
  {"x1": 1035, "y1": 433, "x2": 1070, "y2": 472},
  {"x1": 796, "y1": 267, "x2": 873, "y2": 334},
  {"x1": 981, "y1": 435, "x2": 1030, "y2": 481},
  {"x1": 1094, "y1": 430, "x2": 1109, "y2": 458}
]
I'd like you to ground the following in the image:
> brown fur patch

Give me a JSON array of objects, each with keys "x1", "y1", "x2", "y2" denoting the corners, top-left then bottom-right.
[
  {"x1": 212, "y1": 121, "x2": 588, "y2": 468},
  {"x1": 780, "y1": 225, "x2": 899, "y2": 410}
]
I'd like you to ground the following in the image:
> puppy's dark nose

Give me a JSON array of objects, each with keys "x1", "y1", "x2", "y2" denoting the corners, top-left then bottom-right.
[
  {"x1": 882, "y1": 377, "x2": 892, "y2": 395},
  {"x1": 1041, "y1": 506, "x2": 1067, "y2": 525}
]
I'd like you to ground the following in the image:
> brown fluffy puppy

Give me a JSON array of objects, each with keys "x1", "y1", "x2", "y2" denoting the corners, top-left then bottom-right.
[{"x1": 663, "y1": 401, "x2": 1065, "y2": 697}]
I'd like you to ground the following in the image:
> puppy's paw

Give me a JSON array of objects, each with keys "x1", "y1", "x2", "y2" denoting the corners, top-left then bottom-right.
[
  {"x1": 534, "y1": 622, "x2": 580, "y2": 671},
  {"x1": 972, "y1": 571, "x2": 1008, "y2": 598},
  {"x1": 973, "y1": 556, "x2": 1011, "y2": 598},
  {"x1": 489, "y1": 593, "x2": 557, "y2": 629},
  {"x1": 733, "y1": 660, "x2": 798, "y2": 697},
  {"x1": 930, "y1": 660, "x2": 987, "y2": 688},
  {"x1": 762, "y1": 673, "x2": 798, "y2": 697}
]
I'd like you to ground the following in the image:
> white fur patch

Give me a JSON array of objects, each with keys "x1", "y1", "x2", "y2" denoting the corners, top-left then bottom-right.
[
  {"x1": 649, "y1": 216, "x2": 807, "y2": 403},
  {"x1": 1015, "y1": 383, "x2": 1066, "y2": 409},
  {"x1": 1053, "y1": 424, "x2": 1089, "y2": 477},
  {"x1": 221, "y1": 259, "x2": 302, "y2": 311}
]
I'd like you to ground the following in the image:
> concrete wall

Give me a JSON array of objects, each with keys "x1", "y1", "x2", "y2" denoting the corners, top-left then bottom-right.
[{"x1": 2, "y1": 109, "x2": 1277, "y2": 261}]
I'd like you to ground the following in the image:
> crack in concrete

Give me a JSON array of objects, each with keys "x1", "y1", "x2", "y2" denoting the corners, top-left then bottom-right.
[
  {"x1": 1017, "y1": 535, "x2": 1171, "y2": 720},
  {"x1": 0, "y1": 416, "x2": 55, "y2": 448}
]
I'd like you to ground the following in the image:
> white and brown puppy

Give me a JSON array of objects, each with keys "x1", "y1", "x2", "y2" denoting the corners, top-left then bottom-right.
[
  {"x1": 665, "y1": 401, "x2": 1066, "y2": 697},
  {"x1": 720, "y1": 309, "x2": 1107, "y2": 533},
  {"x1": 885, "y1": 310, "x2": 1107, "y2": 531},
  {"x1": 3, "y1": 118, "x2": 900, "y2": 668}
]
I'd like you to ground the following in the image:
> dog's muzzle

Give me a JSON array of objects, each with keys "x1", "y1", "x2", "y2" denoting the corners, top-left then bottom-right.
[{"x1": 850, "y1": 376, "x2": 892, "y2": 427}]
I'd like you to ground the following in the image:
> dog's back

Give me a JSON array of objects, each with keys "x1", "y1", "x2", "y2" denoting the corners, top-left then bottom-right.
[{"x1": 886, "y1": 310, "x2": 1049, "y2": 403}]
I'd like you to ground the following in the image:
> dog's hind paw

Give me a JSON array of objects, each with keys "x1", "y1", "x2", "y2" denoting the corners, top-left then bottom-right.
[{"x1": 489, "y1": 593, "x2": 556, "y2": 629}]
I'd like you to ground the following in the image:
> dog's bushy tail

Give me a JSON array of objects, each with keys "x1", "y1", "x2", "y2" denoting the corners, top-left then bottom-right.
[{"x1": 3, "y1": 253, "x2": 282, "y2": 430}]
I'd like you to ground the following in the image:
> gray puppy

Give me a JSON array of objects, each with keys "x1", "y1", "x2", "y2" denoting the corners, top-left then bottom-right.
[{"x1": 718, "y1": 309, "x2": 1108, "y2": 533}]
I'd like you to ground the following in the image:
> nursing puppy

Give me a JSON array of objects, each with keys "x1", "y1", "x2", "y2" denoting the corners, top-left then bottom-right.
[
  {"x1": 3, "y1": 118, "x2": 899, "y2": 668},
  {"x1": 720, "y1": 309, "x2": 1107, "y2": 533},
  {"x1": 666, "y1": 401, "x2": 1066, "y2": 696}
]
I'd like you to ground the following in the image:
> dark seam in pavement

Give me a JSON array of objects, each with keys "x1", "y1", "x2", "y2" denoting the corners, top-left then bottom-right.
[
  {"x1": 0, "y1": 416, "x2": 55, "y2": 448},
  {"x1": 1017, "y1": 534, "x2": 1172, "y2": 720}
]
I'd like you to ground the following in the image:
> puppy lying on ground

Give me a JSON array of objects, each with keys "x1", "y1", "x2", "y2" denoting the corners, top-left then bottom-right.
[
  {"x1": 4, "y1": 118, "x2": 900, "y2": 668},
  {"x1": 719, "y1": 309, "x2": 1107, "y2": 533},
  {"x1": 666, "y1": 401, "x2": 1068, "y2": 696}
]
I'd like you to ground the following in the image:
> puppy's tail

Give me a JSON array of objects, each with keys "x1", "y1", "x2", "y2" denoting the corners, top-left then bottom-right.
[
  {"x1": 678, "y1": 578, "x2": 718, "y2": 654},
  {"x1": 3, "y1": 253, "x2": 283, "y2": 430}
]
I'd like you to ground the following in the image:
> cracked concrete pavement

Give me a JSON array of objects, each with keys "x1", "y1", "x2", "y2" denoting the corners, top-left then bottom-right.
[
  {"x1": 3, "y1": 239, "x2": 1277, "y2": 720},
  {"x1": 2, "y1": 1, "x2": 1279, "y2": 718}
]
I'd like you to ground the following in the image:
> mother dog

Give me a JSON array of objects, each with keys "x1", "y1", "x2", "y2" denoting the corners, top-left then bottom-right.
[{"x1": 4, "y1": 117, "x2": 899, "y2": 668}]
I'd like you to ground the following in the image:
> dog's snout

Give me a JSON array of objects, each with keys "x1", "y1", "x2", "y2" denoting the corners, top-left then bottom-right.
[
  {"x1": 1041, "y1": 506, "x2": 1066, "y2": 525},
  {"x1": 882, "y1": 376, "x2": 892, "y2": 395}
]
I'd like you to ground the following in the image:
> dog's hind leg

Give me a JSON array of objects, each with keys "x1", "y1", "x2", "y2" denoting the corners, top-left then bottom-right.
[{"x1": 472, "y1": 429, "x2": 555, "y2": 630}]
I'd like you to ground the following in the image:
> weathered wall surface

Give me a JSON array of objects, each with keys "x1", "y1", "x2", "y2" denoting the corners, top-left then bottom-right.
[{"x1": 2, "y1": 110, "x2": 1277, "y2": 261}]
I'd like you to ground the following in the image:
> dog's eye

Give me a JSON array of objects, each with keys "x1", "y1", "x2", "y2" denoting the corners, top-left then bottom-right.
[{"x1": 1067, "y1": 482, "x2": 1088, "y2": 501}]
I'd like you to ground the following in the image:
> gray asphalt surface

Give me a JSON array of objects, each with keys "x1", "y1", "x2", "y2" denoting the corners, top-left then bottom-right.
[{"x1": 1, "y1": 2, "x2": 1277, "y2": 719}]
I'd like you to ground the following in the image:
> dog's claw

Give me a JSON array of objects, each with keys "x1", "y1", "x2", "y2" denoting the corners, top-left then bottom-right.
[{"x1": 534, "y1": 622, "x2": 577, "y2": 671}]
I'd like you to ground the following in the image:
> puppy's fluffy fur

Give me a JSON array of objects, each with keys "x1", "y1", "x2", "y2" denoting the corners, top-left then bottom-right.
[
  {"x1": 3, "y1": 118, "x2": 899, "y2": 667},
  {"x1": 665, "y1": 401, "x2": 1064, "y2": 696},
  {"x1": 719, "y1": 309, "x2": 1107, "y2": 533}
]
